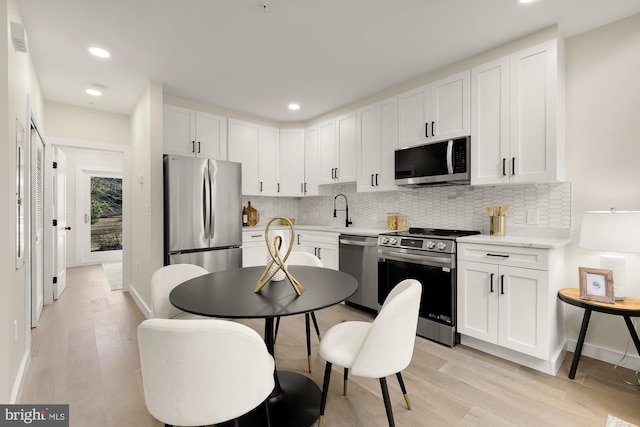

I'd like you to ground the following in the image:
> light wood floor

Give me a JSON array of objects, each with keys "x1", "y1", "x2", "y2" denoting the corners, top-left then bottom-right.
[{"x1": 20, "y1": 265, "x2": 640, "y2": 427}]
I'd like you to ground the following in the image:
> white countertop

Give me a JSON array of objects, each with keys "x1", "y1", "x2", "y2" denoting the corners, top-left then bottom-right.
[
  {"x1": 243, "y1": 224, "x2": 390, "y2": 237},
  {"x1": 457, "y1": 234, "x2": 571, "y2": 249}
]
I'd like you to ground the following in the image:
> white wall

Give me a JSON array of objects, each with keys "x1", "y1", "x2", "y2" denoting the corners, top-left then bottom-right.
[
  {"x1": 1, "y1": 0, "x2": 44, "y2": 403},
  {"x1": 129, "y1": 81, "x2": 164, "y2": 316},
  {"x1": 563, "y1": 13, "x2": 640, "y2": 361}
]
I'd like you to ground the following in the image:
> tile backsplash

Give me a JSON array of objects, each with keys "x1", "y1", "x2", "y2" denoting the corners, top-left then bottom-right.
[{"x1": 243, "y1": 182, "x2": 571, "y2": 237}]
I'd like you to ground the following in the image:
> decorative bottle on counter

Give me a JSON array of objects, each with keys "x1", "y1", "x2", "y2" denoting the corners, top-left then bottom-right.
[{"x1": 242, "y1": 206, "x2": 248, "y2": 226}]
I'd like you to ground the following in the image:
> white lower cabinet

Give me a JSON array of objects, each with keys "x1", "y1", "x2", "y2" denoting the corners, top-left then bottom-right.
[
  {"x1": 293, "y1": 230, "x2": 339, "y2": 270},
  {"x1": 457, "y1": 242, "x2": 565, "y2": 373},
  {"x1": 242, "y1": 229, "x2": 291, "y2": 268}
]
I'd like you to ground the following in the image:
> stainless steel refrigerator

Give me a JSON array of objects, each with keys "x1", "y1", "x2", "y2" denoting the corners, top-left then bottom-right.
[{"x1": 164, "y1": 155, "x2": 242, "y2": 272}]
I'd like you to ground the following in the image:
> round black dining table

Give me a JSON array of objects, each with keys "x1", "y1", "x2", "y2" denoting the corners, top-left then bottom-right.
[{"x1": 169, "y1": 265, "x2": 358, "y2": 427}]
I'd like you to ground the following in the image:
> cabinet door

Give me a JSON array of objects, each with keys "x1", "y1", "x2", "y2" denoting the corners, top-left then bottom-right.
[
  {"x1": 304, "y1": 126, "x2": 319, "y2": 196},
  {"x1": 336, "y1": 111, "x2": 357, "y2": 183},
  {"x1": 357, "y1": 103, "x2": 379, "y2": 192},
  {"x1": 195, "y1": 111, "x2": 227, "y2": 160},
  {"x1": 377, "y1": 97, "x2": 399, "y2": 191},
  {"x1": 457, "y1": 260, "x2": 499, "y2": 344},
  {"x1": 497, "y1": 265, "x2": 547, "y2": 358},
  {"x1": 163, "y1": 105, "x2": 196, "y2": 156},
  {"x1": 357, "y1": 97, "x2": 398, "y2": 193},
  {"x1": 228, "y1": 119, "x2": 260, "y2": 195},
  {"x1": 471, "y1": 58, "x2": 510, "y2": 185},
  {"x1": 398, "y1": 85, "x2": 430, "y2": 148},
  {"x1": 509, "y1": 41, "x2": 559, "y2": 184},
  {"x1": 430, "y1": 70, "x2": 470, "y2": 141},
  {"x1": 318, "y1": 119, "x2": 337, "y2": 185},
  {"x1": 278, "y1": 129, "x2": 305, "y2": 196},
  {"x1": 316, "y1": 243, "x2": 339, "y2": 270},
  {"x1": 259, "y1": 126, "x2": 279, "y2": 196}
]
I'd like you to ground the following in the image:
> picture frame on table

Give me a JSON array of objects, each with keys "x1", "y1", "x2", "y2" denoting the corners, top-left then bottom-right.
[{"x1": 579, "y1": 267, "x2": 615, "y2": 303}]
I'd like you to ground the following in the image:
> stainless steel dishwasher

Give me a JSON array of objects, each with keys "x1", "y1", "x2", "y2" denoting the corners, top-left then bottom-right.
[{"x1": 339, "y1": 234, "x2": 379, "y2": 313}]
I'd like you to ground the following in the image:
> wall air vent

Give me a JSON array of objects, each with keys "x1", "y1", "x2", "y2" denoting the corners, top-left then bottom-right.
[{"x1": 11, "y1": 21, "x2": 28, "y2": 53}]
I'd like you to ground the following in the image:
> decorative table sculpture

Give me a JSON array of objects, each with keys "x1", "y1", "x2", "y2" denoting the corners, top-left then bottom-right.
[{"x1": 255, "y1": 216, "x2": 305, "y2": 295}]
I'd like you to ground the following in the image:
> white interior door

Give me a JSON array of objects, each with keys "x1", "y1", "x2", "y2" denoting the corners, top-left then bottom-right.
[
  {"x1": 30, "y1": 125, "x2": 45, "y2": 327},
  {"x1": 53, "y1": 147, "x2": 68, "y2": 300}
]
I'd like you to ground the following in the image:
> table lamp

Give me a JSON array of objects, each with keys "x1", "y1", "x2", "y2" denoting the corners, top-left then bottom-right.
[{"x1": 579, "y1": 209, "x2": 640, "y2": 300}]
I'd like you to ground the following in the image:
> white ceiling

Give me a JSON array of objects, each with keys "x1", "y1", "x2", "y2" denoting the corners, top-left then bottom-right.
[{"x1": 17, "y1": 0, "x2": 640, "y2": 123}]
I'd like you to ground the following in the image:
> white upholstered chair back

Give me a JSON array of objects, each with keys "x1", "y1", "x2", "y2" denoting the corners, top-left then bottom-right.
[
  {"x1": 138, "y1": 318, "x2": 275, "y2": 426},
  {"x1": 286, "y1": 251, "x2": 323, "y2": 267},
  {"x1": 351, "y1": 279, "x2": 422, "y2": 378},
  {"x1": 150, "y1": 264, "x2": 209, "y2": 319}
]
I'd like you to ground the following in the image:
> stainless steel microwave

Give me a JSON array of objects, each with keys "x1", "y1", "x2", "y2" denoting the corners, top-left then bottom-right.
[{"x1": 394, "y1": 136, "x2": 470, "y2": 187}]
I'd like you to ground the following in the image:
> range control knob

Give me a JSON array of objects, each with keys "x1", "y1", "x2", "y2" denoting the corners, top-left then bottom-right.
[
  {"x1": 437, "y1": 242, "x2": 447, "y2": 251},
  {"x1": 390, "y1": 238, "x2": 398, "y2": 245},
  {"x1": 426, "y1": 240, "x2": 435, "y2": 249},
  {"x1": 381, "y1": 237, "x2": 389, "y2": 244}
]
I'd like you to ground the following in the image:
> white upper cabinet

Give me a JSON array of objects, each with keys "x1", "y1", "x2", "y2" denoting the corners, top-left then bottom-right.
[
  {"x1": 304, "y1": 125, "x2": 320, "y2": 196},
  {"x1": 258, "y1": 126, "x2": 279, "y2": 196},
  {"x1": 278, "y1": 129, "x2": 305, "y2": 197},
  {"x1": 471, "y1": 40, "x2": 565, "y2": 185},
  {"x1": 357, "y1": 96, "x2": 399, "y2": 192},
  {"x1": 318, "y1": 118, "x2": 337, "y2": 185},
  {"x1": 163, "y1": 105, "x2": 228, "y2": 160},
  {"x1": 228, "y1": 119, "x2": 261, "y2": 195},
  {"x1": 336, "y1": 111, "x2": 357, "y2": 183},
  {"x1": 318, "y1": 112, "x2": 357, "y2": 185},
  {"x1": 398, "y1": 70, "x2": 470, "y2": 148}
]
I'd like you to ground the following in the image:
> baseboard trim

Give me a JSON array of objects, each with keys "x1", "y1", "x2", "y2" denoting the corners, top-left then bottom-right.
[
  {"x1": 564, "y1": 339, "x2": 640, "y2": 371},
  {"x1": 11, "y1": 350, "x2": 30, "y2": 403},
  {"x1": 127, "y1": 284, "x2": 152, "y2": 319},
  {"x1": 460, "y1": 335, "x2": 566, "y2": 376}
]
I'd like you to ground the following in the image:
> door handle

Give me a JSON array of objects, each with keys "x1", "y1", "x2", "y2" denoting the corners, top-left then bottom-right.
[
  {"x1": 425, "y1": 122, "x2": 429, "y2": 138},
  {"x1": 260, "y1": 181, "x2": 263, "y2": 192},
  {"x1": 431, "y1": 121, "x2": 435, "y2": 137},
  {"x1": 502, "y1": 158, "x2": 506, "y2": 176},
  {"x1": 277, "y1": 183, "x2": 280, "y2": 193},
  {"x1": 490, "y1": 273, "x2": 494, "y2": 293},
  {"x1": 192, "y1": 140, "x2": 195, "y2": 153},
  {"x1": 304, "y1": 182, "x2": 307, "y2": 193},
  {"x1": 512, "y1": 157, "x2": 516, "y2": 176},
  {"x1": 334, "y1": 168, "x2": 338, "y2": 179},
  {"x1": 371, "y1": 174, "x2": 374, "y2": 187},
  {"x1": 198, "y1": 141, "x2": 201, "y2": 153},
  {"x1": 64, "y1": 226, "x2": 71, "y2": 231},
  {"x1": 500, "y1": 275, "x2": 505, "y2": 295},
  {"x1": 375, "y1": 174, "x2": 379, "y2": 186}
]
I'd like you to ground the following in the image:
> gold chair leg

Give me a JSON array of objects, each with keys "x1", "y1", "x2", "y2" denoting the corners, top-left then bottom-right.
[
  {"x1": 403, "y1": 393, "x2": 412, "y2": 410},
  {"x1": 318, "y1": 415, "x2": 324, "y2": 427}
]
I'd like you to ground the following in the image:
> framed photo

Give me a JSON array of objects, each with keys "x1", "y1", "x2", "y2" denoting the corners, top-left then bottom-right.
[{"x1": 579, "y1": 267, "x2": 614, "y2": 303}]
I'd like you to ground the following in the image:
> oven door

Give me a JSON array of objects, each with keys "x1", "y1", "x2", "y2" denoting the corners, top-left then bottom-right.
[{"x1": 378, "y1": 249, "x2": 455, "y2": 326}]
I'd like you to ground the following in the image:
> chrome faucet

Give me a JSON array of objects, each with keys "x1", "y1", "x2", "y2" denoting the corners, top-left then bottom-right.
[{"x1": 333, "y1": 193, "x2": 352, "y2": 227}]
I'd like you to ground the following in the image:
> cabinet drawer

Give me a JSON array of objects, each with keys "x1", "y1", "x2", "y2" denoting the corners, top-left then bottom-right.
[
  {"x1": 298, "y1": 231, "x2": 339, "y2": 246},
  {"x1": 457, "y1": 243, "x2": 548, "y2": 270},
  {"x1": 242, "y1": 230, "x2": 266, "y2": 244}
]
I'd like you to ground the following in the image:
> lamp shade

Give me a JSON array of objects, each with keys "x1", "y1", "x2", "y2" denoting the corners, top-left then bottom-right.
[{"x1": 579, "y1": 210, "x2": 640, "y2": 253}]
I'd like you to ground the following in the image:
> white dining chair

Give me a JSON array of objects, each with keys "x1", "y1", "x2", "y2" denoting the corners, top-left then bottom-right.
[
  {"x1": 150, "y1": 264, "x2": 209, "y2": 319},
  {"x1": 317, "y1": 279, "x2": 422, "y2": 427},
  {"x1": 273, "y1": 251, "x2": 323, "y2": 372},
  {"x1": 138, "y1": 318, "x2": 275, "y2": 426}
]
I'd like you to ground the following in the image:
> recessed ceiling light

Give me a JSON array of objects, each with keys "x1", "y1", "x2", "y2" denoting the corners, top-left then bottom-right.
[
  {"x1": 86, "y1": 88, "x2": 102, "y2": 96},
  {"x1": 288, "y1": 103, "x2": 300, "y2": 111},
  {"x1": 89, "y1": 46, "x2": 110, "y2": 58}
]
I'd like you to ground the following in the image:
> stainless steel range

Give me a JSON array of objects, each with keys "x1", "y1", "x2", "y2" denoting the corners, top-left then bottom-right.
[{"x1": 377, "y1": 227, "x2": 480, "y2": 346}]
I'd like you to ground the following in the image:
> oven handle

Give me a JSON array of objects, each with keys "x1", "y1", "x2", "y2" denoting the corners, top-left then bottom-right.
[
  {"x1": 378, "y1": 249, "x2": 453, "y2": 268},
  {"x1": 339, "y1": 238, "x2": 377, "y2": 247}
]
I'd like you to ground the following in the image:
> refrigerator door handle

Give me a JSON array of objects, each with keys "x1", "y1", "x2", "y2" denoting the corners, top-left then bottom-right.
[
  {"x1": 203, "y1": 165, "x2": 211, "y2": 239},
  {"x1": 208, "y1": 161, "x2": 216, "y2": 241}
]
